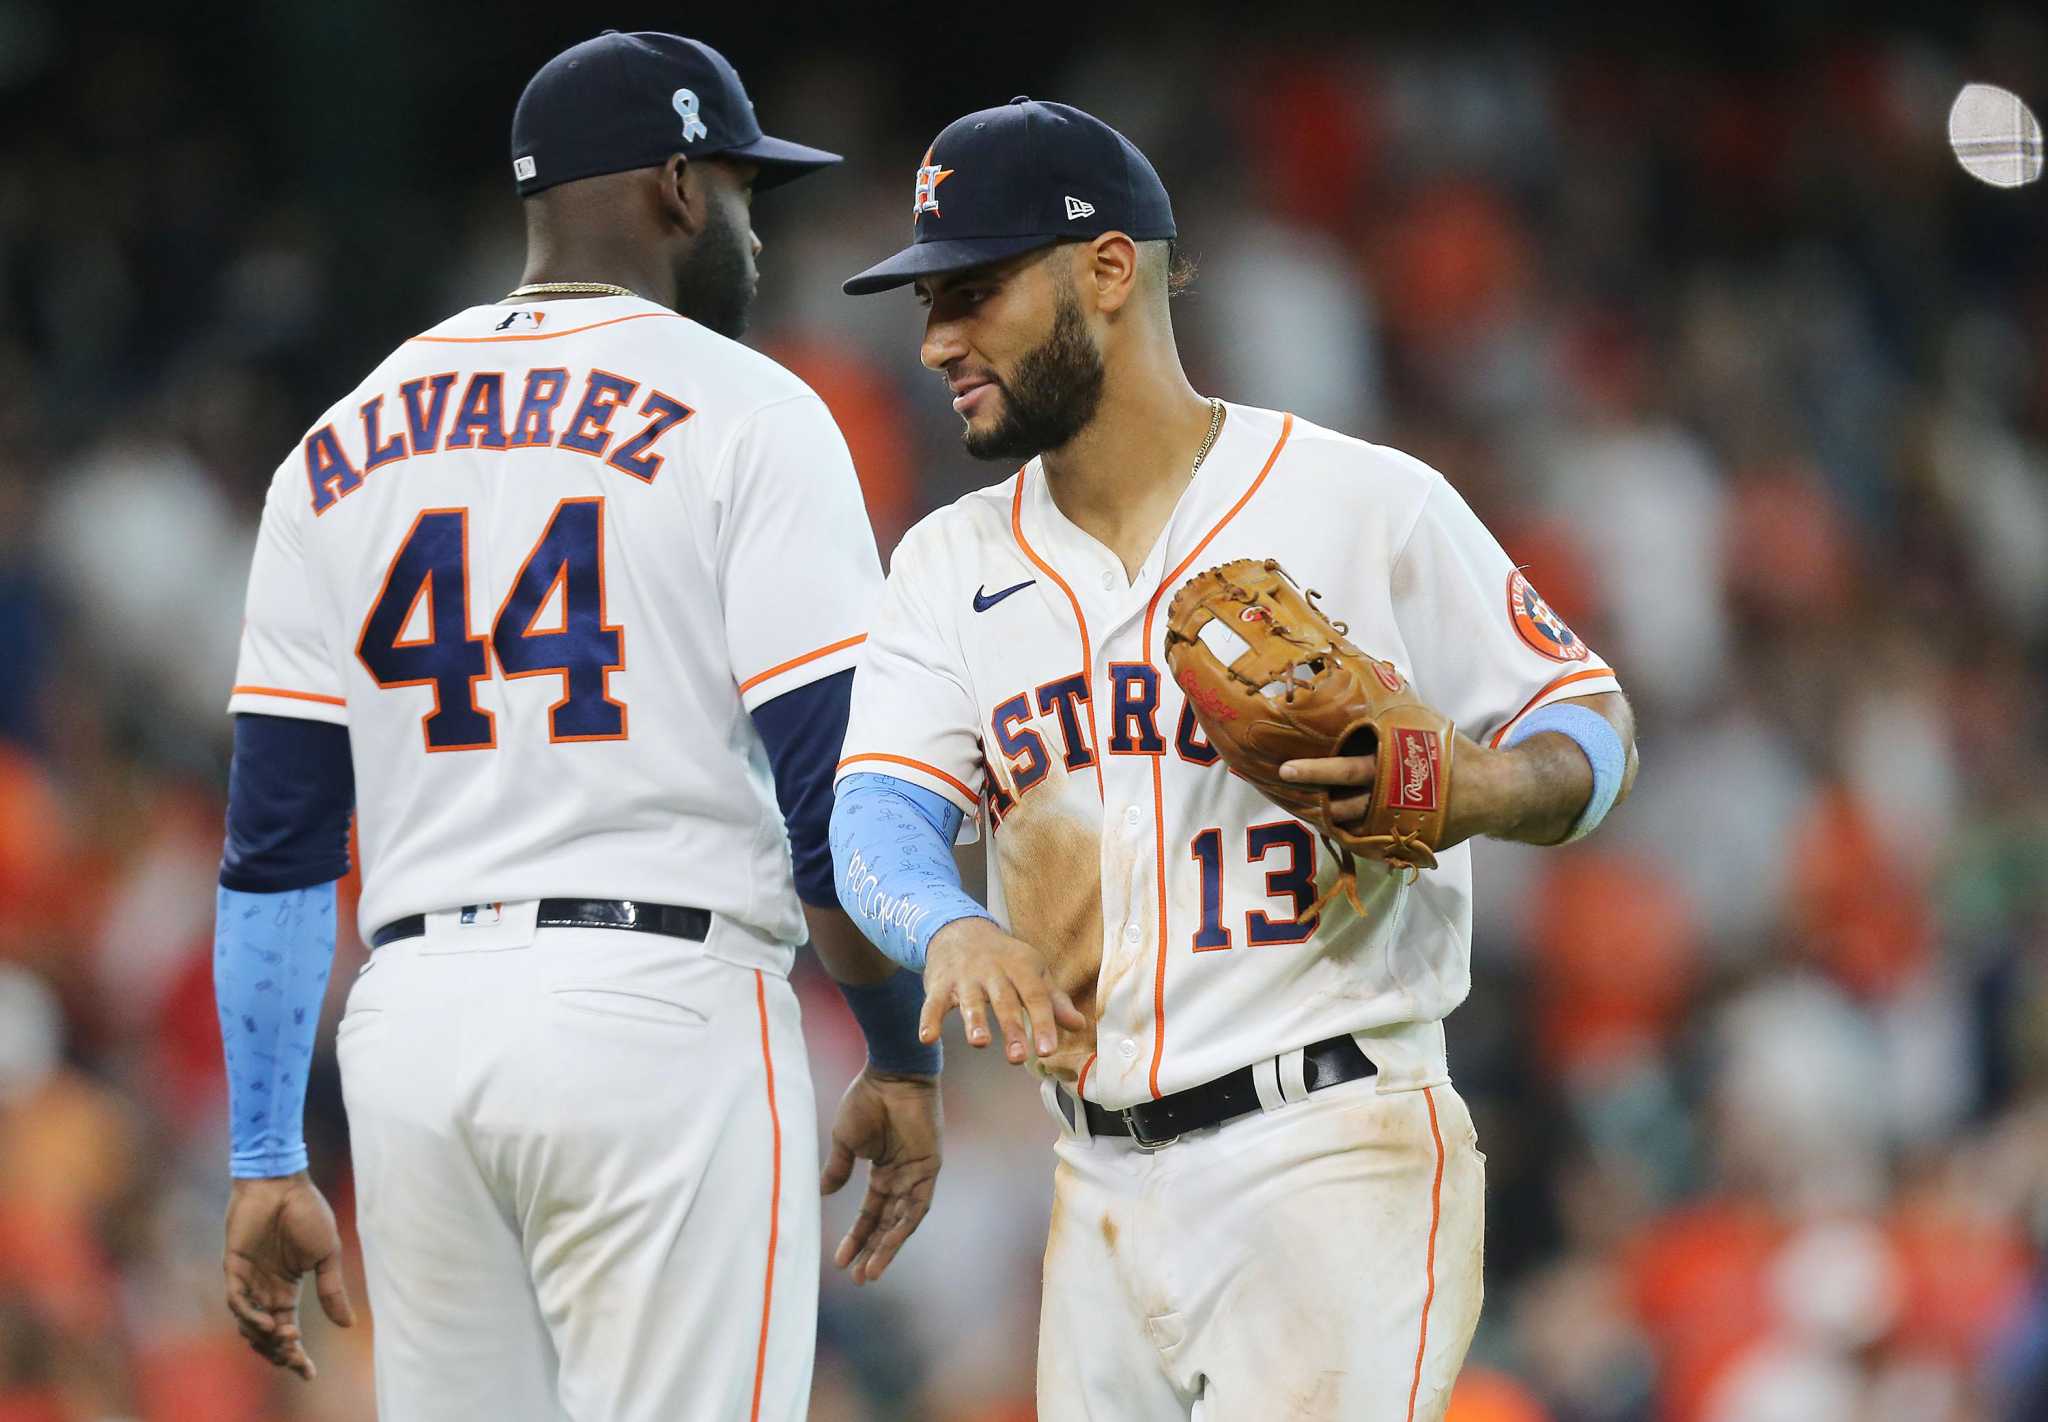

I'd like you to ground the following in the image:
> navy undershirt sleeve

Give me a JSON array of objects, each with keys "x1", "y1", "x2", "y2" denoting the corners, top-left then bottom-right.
[
  {"x1": 751, "y1": 668, "x2": 853, "y2": 909},
  {"x1": 219, "y1": 714, "x2": 355, "y2": 891}
]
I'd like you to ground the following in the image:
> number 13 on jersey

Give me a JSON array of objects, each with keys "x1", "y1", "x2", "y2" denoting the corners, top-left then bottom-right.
[{"x1": 356, "y1": 497, "x2": 627, "y2": 751}]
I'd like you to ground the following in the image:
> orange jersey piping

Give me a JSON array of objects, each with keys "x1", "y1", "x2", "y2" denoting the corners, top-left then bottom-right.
[
  {"x1": 837, "y1": 752, "x2": 978, "y2": 805},
  {"x1": 230, "y1": 684, "x2": 346, "y2": 708},
  {"x1": 1138, "y1": 412, "x2": 1294, "y2": 1097},
  {"x1": 408, "y1": 311, "x2": 682, "y2": 345},
  {"x1": 1486, "y1": 667, "x2": 1614, "y2": 748},
  {"x1": 748, "y1": 970, "x2": 784, "y2": 1422},
  {"x1": 1010, "y1": 470, "x2": 1105, "y2": 803},
  {"x1": 738, "y1": 633, "x2": 866, "y2": 696},
  {"x1": 1404, "y1": 1086, "x2": 1447, "y2": 1422}
]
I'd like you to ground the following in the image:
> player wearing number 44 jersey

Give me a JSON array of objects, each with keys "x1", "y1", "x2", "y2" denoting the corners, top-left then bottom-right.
[
  {"x1": 832, "y1": 100, "x2": 1640, "y2": 1421},
  {"x1": 212, "y1": 33, "x2": 944, "y2": 1422}
]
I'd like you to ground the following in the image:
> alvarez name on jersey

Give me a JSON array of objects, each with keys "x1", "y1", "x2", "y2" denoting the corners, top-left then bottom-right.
[
  {"x1": 838, "y1": 404, "x2": 1618, "y2": 1108},
  {"x1": 232, "y1": 296, "x2": 880, "y2": 964}
]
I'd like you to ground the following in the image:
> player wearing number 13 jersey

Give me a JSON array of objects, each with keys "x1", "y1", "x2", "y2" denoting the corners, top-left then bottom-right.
[
  {"x1": 833, "y1": 101, "x2": 1639, "y2": 1421},
  {"x1": 211, "y1": 34, "x2": 944, "y2": 1422}
]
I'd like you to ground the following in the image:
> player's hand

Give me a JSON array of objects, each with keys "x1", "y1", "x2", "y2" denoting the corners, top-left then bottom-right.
[
  {"x1": 820, "y1": 1066, "x2": 942, "y2": 1285},
  {"x1": 920, "y1": 918, "x2": 1086, "y2": 1065},
  {"x1": 1280, "y1": 750, "x2": 1378, "y2": 827},
  {"x1": 223, "y1": 1172, "x2": 355, "y2": 1381},
  {"x1": 1284, "y1": 736, "x2": 1501, "y2": 847}
]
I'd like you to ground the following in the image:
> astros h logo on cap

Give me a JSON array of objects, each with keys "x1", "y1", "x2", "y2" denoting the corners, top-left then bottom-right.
[{"x1": 913, "y1": 146, "x2": 955, "y2": 217}]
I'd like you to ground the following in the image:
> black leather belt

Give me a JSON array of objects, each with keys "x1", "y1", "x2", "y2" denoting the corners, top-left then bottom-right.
[
  {"x1": 370, "y1": 899, "x2": 711, "y2": 950},
  {"x1": 1082, "y1": 1034, "x2": 1377, "y2": 1148}
]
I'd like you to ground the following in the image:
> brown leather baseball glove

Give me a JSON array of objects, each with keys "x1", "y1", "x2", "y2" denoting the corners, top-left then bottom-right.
[{"x1": 1163, "y1": 558, "x2": 1455, "y2": 914}]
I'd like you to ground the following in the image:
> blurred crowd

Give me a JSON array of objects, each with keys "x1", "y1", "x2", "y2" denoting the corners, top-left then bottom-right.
[{"x1": 4, "y1": 7, "x2": 2048, "y2": 1421}]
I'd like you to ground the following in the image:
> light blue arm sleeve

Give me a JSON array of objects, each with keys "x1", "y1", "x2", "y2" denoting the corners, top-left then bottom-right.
[
  {"x1": 214, "y1": 883, "x2": 338, "y2": 1178},
  {"x1": 830, "y1": 772, "x2": 995, "y2": 970}
]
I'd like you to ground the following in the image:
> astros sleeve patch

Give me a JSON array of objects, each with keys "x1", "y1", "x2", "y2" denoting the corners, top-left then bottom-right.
[{"x1": 1506, "y1": 569, "x2": 1590, "y2": 663}]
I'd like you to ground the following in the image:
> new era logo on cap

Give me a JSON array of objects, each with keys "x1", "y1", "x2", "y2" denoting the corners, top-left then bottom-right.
[
  {"x1": 1064, "y1": 195, "x2": 1095, "y2": 220},
  {"x1": 514, "y1": 155, "x2": 538, "y2": 181}
]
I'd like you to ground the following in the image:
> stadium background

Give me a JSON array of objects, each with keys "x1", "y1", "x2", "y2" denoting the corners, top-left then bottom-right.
[{"x1": 3, "y1": 2, "x2": 2047, "y2": 1418}]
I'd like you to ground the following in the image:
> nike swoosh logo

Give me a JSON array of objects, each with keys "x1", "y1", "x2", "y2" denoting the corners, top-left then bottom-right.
[{"x1": 973, "y1": 579, "x2": 1036, "y2": 612}]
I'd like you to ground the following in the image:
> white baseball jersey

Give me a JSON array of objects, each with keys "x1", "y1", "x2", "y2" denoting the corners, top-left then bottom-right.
[
  {"x1": 231, "y1": 294, "x2": 880, "y2": 959},
  {"x1": 839, "y1": 403, "x2": 1619, "y2": 1108}
]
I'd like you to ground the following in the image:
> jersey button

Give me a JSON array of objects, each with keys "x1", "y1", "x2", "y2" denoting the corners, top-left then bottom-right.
[
  {"x1": 1123, "y1": 922, "x2": 1141, "y2": 945},
  {"x1": 1123, "y1": 805, "x2": 1141, "y2": 829},
  {"x1": 1099, "y1": 570, "x2": 1116, "y2": 591},
  {"x1": 1118, "y1": 1038, "x2": 1139, "y2": 1061}
]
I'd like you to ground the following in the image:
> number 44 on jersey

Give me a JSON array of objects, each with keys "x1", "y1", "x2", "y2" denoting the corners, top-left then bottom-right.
[{"x1": 357, "y1": 498, "x2": 626, "y2": 751}]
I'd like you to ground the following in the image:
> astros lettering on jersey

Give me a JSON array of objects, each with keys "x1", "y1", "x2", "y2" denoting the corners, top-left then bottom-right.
[
  {"x1": 232, "y1": 295, "x2": 880, "y2": 960},
  {"x1": 838, "y1": 404, "x2": 1618, "y2": 1106}
]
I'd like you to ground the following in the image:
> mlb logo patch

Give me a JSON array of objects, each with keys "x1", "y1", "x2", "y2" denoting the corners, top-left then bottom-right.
[{"x1": 421, "y1": 897, "x2": 538, "y2": 950}]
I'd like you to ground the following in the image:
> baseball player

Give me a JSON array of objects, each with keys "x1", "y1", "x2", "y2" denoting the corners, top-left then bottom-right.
[
  {"x1": 211, "y1": 33, "x2": 942, "y2": 1422},
  {"x1": 830, "y1": 100, "x2": 1638, "y2": 1421}
]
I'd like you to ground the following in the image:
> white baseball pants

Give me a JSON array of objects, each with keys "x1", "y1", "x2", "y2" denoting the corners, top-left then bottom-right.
[
  {"x1": 337, "y1": 926, "x2": 817, "y2": 1422},
  {"x1": 1037, "y1": 1070, "x2": 1485, "y2": 1422}
]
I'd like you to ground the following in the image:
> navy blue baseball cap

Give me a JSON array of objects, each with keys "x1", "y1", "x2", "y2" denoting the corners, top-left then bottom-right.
[
  {"x1": 511, "y1": 32, "x2": 840, "y2": 197},
  {"x1": 842, "y1": 97, "x2": 1175, "y2": 295}
]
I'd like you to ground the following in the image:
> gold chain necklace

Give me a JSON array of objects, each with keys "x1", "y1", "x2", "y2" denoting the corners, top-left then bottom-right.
[
  {"x1": 504, "y1": 281, "x2": 637, "y2": 300},
  {"x1": 1191, "y1": 397, "x2": 1225, "y2": 472}
]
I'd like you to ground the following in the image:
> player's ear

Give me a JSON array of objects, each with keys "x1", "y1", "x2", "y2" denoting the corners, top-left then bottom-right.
[
  {"x1": 657, "y1": 154, "x2": 704, "y2": 237},
  {"x1": 1087, "y1": 232, "x2": 1139, "y2": 316}
]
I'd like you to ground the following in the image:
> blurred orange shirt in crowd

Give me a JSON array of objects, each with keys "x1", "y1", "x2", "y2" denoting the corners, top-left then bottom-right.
[
  {"x1": 1446, "y1": 1367, "x2": 1555, "y2": 1422},
  {"x1": 1791, "y1": 784, "x2": 1932, "y2": 1000},
  {"x1": 1888, "y1": 1184, "x2": 2035, "y2": 1363},
  {"x1": 0, "y1": 746, "x2": 69, "y2": 946},
  {"x1": 1624, "y1": 1200, "x2": 1781, "y2": 1422},
  {"x1": 1527, "y1": 852, "x2": 1697, "y2": 1076},
  {"x1": 134, "y1": 1335, "x2": 270, "y2": 1422},
  {"x1": 765, "y1": 337, "x2": 916, "y2": 554},
  {"x1": 1243, "y1": 62, "x2": 1381, "y2": 232},
  {"x1": 1375, "y1": 182, "x2": 1532, "y2": 343},
  {"x1": 1723, "y1": 462, "x2": 1858, "y2": 626},
  {"x1": 0, "y1": 1392, "x2": 67, "y2": 1422}
]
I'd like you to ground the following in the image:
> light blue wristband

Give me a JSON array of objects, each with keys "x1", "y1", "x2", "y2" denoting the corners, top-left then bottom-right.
[{"x1": 1503, "y1": 703, "x2": 1624, "y2": 842}]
